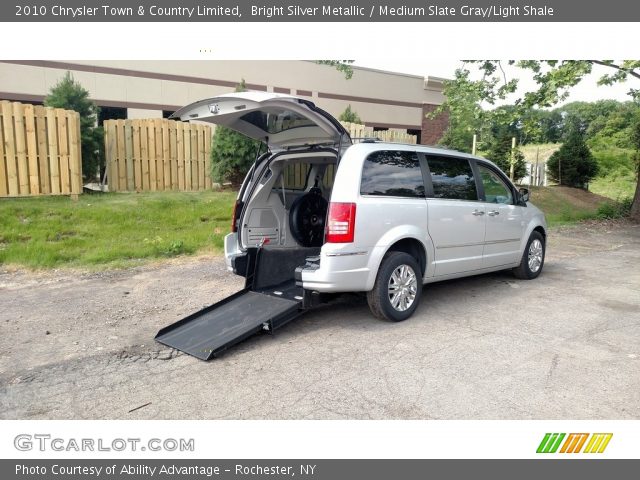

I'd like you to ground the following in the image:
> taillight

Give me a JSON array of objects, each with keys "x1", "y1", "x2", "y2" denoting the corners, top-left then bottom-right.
[
  {"x1": 231, "y1": 200, "x2": 242, "y2": 233},
  {"x1": 326, "y1": 202, "x2": 356, "y2": 243}
]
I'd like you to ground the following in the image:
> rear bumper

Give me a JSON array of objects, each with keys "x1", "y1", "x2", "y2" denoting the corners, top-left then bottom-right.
[
  {"x1": 227, "y1": 232, "x2": 380, "y2": 292},
  {"x1": 299, "y1": 247, "x2": 381, "y2": 292},
  {"x1": 224, "y1": 232, "x2": 241, "y2": 272}
]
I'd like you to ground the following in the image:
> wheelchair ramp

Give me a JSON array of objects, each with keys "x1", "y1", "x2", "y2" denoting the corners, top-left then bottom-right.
[{"x1": 155, "y1": 288, "x2": 302, "y2": 360}]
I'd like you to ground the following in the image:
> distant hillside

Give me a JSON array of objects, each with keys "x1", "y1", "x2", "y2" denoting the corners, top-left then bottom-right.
[{"x1": 519, "y1": 144, "x2": 560, "y2": 164}]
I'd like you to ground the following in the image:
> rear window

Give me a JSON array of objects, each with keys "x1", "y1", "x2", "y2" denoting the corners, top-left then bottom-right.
[
  {"x1": 240, "y1": 109, "x2": 315, "y2": 134},
  {"x1": 281, "y1": 163, "x2": 311, "y2": 190},
  {"x1": 323, "y1": 163, "x2": 336, "y2": 186},
  {"x1": 360, "y1": 150, "x2": 425, "y2": 198},
  {"x1": 426, "y1": 156, "x2": 478, "y2": 201},
  {"x1": 278, "y1": 162, "x2": 335, "y2": 191}
]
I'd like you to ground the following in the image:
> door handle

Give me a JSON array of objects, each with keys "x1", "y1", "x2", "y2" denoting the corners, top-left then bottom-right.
[
  {"x1": 472, "y1": 209, "x2": 485, "y2": 216},
  {"x1": 487, "y1": 210, "x2": 500, "y2": 216}
]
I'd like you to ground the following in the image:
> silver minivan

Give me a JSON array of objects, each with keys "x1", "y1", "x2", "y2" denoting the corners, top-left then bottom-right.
[{"x1": 171, "y1": 92, "x2": 547, "y2": 324}]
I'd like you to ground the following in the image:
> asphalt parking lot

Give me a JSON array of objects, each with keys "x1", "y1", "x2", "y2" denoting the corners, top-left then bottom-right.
[{"x1": 1, "y1": 221, "x2": 639, "y2": 419}]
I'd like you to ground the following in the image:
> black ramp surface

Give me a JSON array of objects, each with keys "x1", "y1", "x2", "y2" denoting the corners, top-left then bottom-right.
[{"x1": 155, "y1": 290, "x2": 301, "y2": 360}]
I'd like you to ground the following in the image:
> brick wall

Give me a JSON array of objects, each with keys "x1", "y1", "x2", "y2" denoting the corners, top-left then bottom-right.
[{"x1": 421, "y1": 103, "x2": 448, "y2": 145}]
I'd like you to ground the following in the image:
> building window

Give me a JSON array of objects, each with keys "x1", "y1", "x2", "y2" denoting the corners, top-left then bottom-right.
[{"x1": 98, "y1": 106, "x2": 127, "y2": 126}]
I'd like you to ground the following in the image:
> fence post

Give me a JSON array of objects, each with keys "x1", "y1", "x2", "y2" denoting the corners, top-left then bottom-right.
[
  {"x1": 0, "y1": 104, "x2": 7, "y2": 196},
  {"x1": 24, "y1": 104, "x2": 40, "y2": 195}
]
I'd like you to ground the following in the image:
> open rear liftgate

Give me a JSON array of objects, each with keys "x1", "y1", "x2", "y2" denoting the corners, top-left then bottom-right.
[{"x1": 155, "y1": 247, "x2": 317, "y2": 360}]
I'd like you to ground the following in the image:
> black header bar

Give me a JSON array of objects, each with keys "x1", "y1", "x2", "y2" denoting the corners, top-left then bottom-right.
[{"x1": 5, "y1": 1, "x2": 640, "y2": 22}]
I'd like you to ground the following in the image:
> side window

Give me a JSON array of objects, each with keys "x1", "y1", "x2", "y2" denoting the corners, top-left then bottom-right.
[
  {"x1": 478, "y1": 164, "x2": 513, "y2": 204},
  {"x1": 360, "y1": 150, "x2": 425, "y2": 198},
  {"x1": 426, "y1": 156, "x2": 478, "y2": 201}
]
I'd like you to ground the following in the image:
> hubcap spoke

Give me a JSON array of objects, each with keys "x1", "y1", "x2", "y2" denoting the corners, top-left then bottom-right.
[
  {"x1": 391, "y1": 293, "x2": 401, "y2": 308},
  {"x1": 527, "y1": 239, "x2": 543, "y2": 273},
  {"x1": 388, "y1": 264, "x2": 418, "y2": 312}
]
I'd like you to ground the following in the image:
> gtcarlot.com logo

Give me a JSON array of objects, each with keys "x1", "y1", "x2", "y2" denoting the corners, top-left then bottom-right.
[
  {"x1": 536, "y1": 433, "x2": 613, "y2": 454},
  {"x1": 14, "y1": 434, "x2": 195, "y2": 452}
]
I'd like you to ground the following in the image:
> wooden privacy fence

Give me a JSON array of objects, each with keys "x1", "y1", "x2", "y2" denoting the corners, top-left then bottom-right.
[
  {"x1": 0, "y1": 100, "x2": 82, "y2": 197},
  {"x1": 104, "y1": 119, "x2": 212, "y2": 192},
  {"x1": 340, "y1": 121, "x2": 417, "y2": 144},
  {"x1": 104, "y1": 119, "x2": 416, "y2": 192}
]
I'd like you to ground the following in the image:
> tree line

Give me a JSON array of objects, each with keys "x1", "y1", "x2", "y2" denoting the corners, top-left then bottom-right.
[{"x1": 434, "y1": 61, "x2": 640, "y2": 219}]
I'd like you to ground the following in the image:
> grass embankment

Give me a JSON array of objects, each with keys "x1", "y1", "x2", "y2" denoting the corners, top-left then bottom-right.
[
  {"x1": 589, "y1": 148, "x2": 637, "y2": 200},
  {"x1": 528, "y1": 185, "x2": 611, "y2": 226},
  {"x1": 0, "y1": 191, "x2": 236, "y2": 269}
]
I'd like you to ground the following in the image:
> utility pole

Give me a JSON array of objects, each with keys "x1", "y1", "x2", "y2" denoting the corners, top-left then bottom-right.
[
  {"x1": 533, "y1": 147, "x2": 540, "y2": 187},
  {"x1": 559, "y1": 156, "x2": 562, "y2": 185},
  {"x1": 472, "y1": 134, "x2": 477, "y2": 155},
  {"x1": 509, "y1": 137, "x2": 516, "y2": 181}
]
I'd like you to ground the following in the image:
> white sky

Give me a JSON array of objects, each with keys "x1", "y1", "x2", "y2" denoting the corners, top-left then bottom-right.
[{"x1": 353, "y1": 59, "x2": 635, "y2": 106}]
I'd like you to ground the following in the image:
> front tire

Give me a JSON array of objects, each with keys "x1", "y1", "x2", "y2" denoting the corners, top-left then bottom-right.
[
  {"x1": 367, "y1": 252, "x2": 422, "y2": 322},
  {"x1": 513, "y1": 231, "x2": 545, "y2": 280}
]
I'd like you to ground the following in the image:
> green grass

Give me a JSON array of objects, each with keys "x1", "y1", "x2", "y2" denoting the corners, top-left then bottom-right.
[
  {"x1": 589, "y1": 148, "x2": 636, "y2": 200},
  {"x1": 0, "y1": 191, "x2": 236, "y2": 269},
  {"x1": 0, "y1": 185, "x2": 624, "y2": 270},
  {"x1": 527, "y1": 186, "x2": 606, "y2": 226}
]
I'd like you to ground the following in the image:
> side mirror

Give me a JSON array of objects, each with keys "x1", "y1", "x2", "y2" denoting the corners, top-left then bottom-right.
[{"x1": 519, "y1": 188, "x2": 530, "y2": 203}]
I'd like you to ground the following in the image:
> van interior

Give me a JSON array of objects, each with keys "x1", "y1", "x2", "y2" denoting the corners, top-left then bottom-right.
[{"x1": 238, "y1": 152, "x2": 338, "y2": 293}]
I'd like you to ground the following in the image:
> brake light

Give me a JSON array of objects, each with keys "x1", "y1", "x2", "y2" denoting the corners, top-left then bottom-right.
[
  {"x1": 326, "y1": 202, "x2": 356, "y2": 243},
  {"x1": 231, "y1": 200, "x2": 241, "y2": 233}
]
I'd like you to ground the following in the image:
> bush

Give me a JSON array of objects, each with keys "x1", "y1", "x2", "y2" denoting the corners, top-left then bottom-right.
[
  {"x1": 210, "y1": 79, "x2": 261, "y2": 185},
  {"x1": 211, "y1": 125, "x2": 261, "y2": 185},
  {"x1": 547, "y1": 128, "x2": 599, "y2": 188},
  {"x1": 596, "y1": 198, "x2": 633, "y2": 219},
  {"x1": 338, "y1": 104, "x2": 361, "y2": 124}
]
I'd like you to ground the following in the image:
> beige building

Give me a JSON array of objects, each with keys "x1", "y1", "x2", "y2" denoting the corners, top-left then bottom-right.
[{"x1": 0, "y1": 60, "x2": 448, "y2": 144}]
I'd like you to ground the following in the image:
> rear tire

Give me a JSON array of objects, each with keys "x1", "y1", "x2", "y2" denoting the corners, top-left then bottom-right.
[
  {"x1": 513, "y1": 231, "x2": 545, "y2": 280},
  {"x1": 367, "y1": 252, "x2": 422, "y2": 322}
]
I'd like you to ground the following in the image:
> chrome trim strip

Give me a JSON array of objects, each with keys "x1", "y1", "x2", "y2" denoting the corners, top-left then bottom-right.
[
  {"x1": 436, "y1": 241, "x2": 484, "y2": 250},
  {"x1": 484, "y1": 238, "x2": 521, "y2": 245},
  {"x1": 436, "y1": 238, "x2": 521, "y2": 249},
  {"x1": 325, "y1": 251, "x2": 368, "y2": 257}
]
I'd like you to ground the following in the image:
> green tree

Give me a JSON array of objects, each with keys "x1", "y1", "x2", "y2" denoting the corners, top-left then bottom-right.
[
  {"x1": 338, "y1": 104, "x2": 361, "y2": 124},
  {"x1": 630, "y1": 112, "x2": 640, "y2": 215},
  {"x1": 436, "y1": 68, "x2": 493, "y2": 152},
  {"x1": 440, "y1": 60, "x2": 640, "y2": 219},
  {"x1": 210, "y1": 79, "x2": 262, "y2": 185},
  {"x1": 45, "y1": 71, "x2": 102, "y2": 181},
  {"x1": 586, "y1": 101, "x2": 640, "y2": 149},
  {"x1": 485, "y1": 133, "x2": 527, "y2": 182},
  {"x1": 315, "y1": 60, "x2": 354, "y2": 79},
  {"x1": 547, "y1": 126, "x2": 599, "y2": 188}
]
